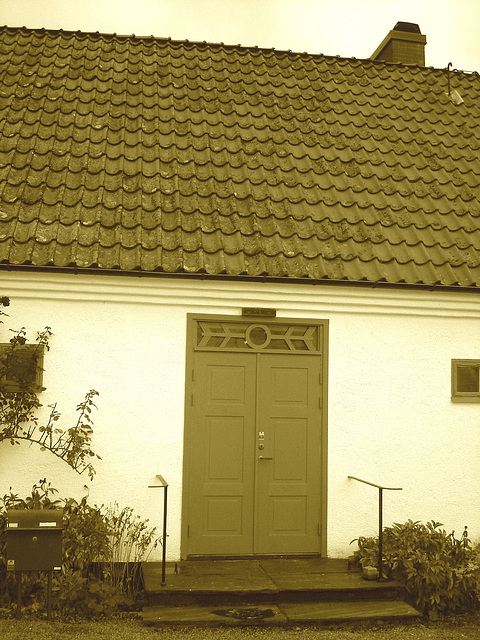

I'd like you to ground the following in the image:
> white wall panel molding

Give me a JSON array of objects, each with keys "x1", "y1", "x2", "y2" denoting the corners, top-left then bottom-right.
[{"x1": 2, "y1": 272, "x2": 480, "y2": 319}]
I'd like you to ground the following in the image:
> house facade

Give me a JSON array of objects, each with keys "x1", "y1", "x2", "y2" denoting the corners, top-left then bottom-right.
[{"x1": 0, "y1": 24, "x2": 479, "y2": 560}]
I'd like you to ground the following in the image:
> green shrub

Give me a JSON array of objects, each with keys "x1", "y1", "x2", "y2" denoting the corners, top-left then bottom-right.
[
  {"x1": 0, "y1": 479, "x2": 160, "y2": 618},
  {"x1": 352, "y1": 519, "x2": 480, "y2": 617},
  {"x1": 54, "y1": 568, "x2": 126, "y2": 618}
]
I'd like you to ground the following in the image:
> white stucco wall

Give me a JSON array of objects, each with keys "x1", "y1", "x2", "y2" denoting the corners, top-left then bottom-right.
[{"x1": 1, "y1": 271, "x2": 479, "y2": 560}]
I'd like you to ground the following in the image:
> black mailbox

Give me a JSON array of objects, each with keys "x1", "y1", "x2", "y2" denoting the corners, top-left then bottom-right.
[{"x1": 6, "y1": 509, "x2": 63, "y2": 572}]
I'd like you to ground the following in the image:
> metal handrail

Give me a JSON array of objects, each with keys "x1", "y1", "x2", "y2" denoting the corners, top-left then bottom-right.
[
  {"x1": 148, "y1": 474, "x2": 168, "y2": 586},
  {"x1": 348, "y1": 476, "x2": 402, "y2": 581}
]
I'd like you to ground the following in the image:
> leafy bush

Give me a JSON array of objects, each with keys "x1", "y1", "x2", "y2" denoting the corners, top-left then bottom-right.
[
  {"x1": 352, "y1": 519, "x2": 480, "y2": 617},
  {"x1": 54, "y1": 569, "x2": 126, "y2": 618},
  {"x1": 0, "y1": 479, "x2": 160, "y2": 618}
]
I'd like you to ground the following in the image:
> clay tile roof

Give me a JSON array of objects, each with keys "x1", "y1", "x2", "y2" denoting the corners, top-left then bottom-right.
[{"x1": 1, "y1": 25, "x2": 480, "y2": 289}]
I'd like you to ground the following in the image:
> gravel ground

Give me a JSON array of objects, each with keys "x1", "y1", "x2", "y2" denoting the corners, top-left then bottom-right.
[{"x1": 0, "y1": 615, "x2": 479, "y2": 640}]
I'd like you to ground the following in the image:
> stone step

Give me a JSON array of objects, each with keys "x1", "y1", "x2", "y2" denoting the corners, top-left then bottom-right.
[
  {"x1": 143, "y1": 560, "x2": 403, "y2": 607},
  {"x1": 143, "y1": 599, "x2": 421, "y2": 627},
  {"x1": 146, "y1": 582, "x2": 403, "y2": 607}
]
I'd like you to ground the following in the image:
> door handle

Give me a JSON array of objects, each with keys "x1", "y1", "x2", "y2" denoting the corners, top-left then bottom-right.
[{"x1": 258, "y1": 456, "x2": 273, "y2": 460}]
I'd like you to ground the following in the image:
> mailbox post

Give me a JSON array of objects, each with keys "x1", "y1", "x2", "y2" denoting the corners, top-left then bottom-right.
[{"x1": 6, "y1": 509, "x2": 63, "y2": 620}]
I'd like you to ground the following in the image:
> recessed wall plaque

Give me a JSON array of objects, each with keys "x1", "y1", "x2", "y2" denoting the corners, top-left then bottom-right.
[{"x1": 241, "y1": 308, "x2": 276, "y2": 317}]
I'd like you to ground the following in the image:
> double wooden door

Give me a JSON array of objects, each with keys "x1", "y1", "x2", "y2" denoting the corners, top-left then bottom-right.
[{"x1": 184, "y1": 338, "x2": 325, "y2": 556}]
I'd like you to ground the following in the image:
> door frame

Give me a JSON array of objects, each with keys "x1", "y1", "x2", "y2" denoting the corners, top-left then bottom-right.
[{"x1": 181, "y1": 313, "x2": 329, "y2": 558}]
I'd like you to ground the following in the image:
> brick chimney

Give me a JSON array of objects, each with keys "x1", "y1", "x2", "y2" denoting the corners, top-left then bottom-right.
[{"x1": 371, "y1": 22, "x2": 426, "y2": 65}]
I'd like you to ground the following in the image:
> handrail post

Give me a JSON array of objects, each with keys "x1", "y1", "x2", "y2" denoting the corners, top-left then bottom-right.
[
  {"x1": 378, "y1": 487, "x2": 383, "y2": 582},
  {"x1": 161, "y1": 484, "x2": 168, "y2": 586},
  {"x1": 348, "y1": 476, "x2": 402, "y2": 582},
  {"x1": 148, "y1": 475, "x2": 169, "y2": 587}
]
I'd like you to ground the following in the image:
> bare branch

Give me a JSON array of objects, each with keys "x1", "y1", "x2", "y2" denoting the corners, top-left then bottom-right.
[{"x1": 1, "y1": 309, "x2": 100, "y2": 478}]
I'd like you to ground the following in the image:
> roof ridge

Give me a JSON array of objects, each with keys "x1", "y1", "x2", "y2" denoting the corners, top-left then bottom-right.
[{"x1": 1, "y1": 24, "x2": 476, "y2": 75}]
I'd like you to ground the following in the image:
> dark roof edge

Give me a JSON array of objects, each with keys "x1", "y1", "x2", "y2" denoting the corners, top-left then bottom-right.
[
  {"x1": 2, "y1": 24, "x2": 476, "y2": 74},
  {"x1": 0, "y1": 264, "x2": 478, "y2": 295}
]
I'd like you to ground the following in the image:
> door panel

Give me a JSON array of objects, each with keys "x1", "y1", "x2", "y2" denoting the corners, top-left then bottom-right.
[
  {"x1": 188, "y1": 352, "x2": 256, "y2": 555},
  {"x1": 255, "y1": 354, "x2": 322, "y2": 554}
]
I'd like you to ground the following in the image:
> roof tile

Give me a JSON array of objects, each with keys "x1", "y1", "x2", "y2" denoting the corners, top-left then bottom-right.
[{"x1": 1, "y1": 27, "x2": 480, "y2": 287}]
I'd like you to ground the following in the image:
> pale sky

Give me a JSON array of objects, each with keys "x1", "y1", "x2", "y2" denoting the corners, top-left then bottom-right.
[{"x1": 1, "y1": 0, "x2": 479, "y2": 72}]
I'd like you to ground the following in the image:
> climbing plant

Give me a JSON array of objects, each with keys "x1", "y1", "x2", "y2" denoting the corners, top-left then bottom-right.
[{"x1": 0, "y1": 296, "x2": 100, "y2": 479}]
